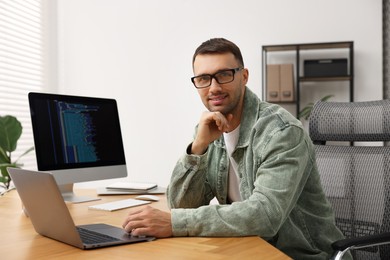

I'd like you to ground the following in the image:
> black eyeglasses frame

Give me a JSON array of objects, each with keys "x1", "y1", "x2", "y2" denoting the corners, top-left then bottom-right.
[{"x1": 190, "y1": 67, "x2": 243, "y2": 89}]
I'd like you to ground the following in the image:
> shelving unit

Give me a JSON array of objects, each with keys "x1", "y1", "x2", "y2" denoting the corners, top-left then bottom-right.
[{"x1": 262, "y1": 41, "x2": 354, "y2": 117}]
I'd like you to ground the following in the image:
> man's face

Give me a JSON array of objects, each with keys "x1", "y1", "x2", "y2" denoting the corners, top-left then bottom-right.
[{"x1": 193, "y1": 53, "x2": 248, "y2": 116}]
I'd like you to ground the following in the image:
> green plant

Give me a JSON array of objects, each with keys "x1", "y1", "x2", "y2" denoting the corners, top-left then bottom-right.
[
  {"x1": 0, "y1": 115, "x2": 34, "y2": 189},
  {"x1": 298, "y1": 95, "x2": 334, "y2": 120}
]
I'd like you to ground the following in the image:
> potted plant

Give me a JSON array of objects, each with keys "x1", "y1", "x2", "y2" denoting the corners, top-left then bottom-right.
[{"x1": 0, "y1": 115, "x2": 34, "y2": 190}]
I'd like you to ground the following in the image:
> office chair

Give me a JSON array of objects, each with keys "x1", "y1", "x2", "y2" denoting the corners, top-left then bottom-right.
[{"x1": 309, "y1": 100, "x2": 390, "y2": 260}]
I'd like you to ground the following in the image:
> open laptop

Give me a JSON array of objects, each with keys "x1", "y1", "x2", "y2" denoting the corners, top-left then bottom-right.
[{"x1": 8, "y1": 167, "x2": 155, "y2": 249}]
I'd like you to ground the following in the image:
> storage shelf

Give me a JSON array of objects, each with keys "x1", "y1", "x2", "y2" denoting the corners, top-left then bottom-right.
[{"x1": 262, "y1": 41, "x2": 354, "y2": 118}]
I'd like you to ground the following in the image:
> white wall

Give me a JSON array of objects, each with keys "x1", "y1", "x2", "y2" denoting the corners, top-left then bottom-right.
[{"x1": 54, "y1": 0, "x2": 382, "y2": 187}]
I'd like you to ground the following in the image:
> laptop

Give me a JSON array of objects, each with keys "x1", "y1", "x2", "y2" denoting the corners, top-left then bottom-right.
[{"x1": 8, "y1": 167, "x2": 155, "y2": 249}]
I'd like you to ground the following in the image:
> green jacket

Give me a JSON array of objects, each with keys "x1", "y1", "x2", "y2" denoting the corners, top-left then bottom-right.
[{"x1": 167, "y1": 87, "x2": 347, "y2": 260}]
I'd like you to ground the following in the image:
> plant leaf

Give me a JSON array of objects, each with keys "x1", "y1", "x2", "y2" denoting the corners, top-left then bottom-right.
[
  {"x1": 298, "y1": 107, "x2": 312, "y2": 120},
  {"x1": 0, "y1": 175, "x2": 10, "y2": 189},
  {"x1": 320, "y1": 95, "x2": 334, "y2": 102},
  {"x1": 298, "y1": 104, "x2": 313, "y2": 120},
  {"x1": 0, "y1": 115, "x2": 22, "y2": 153},
  {"x1": 0, "y1": 163, "x2": 16, "y2": 189},
  {"x1": 0, "y1": 146, "x2": 10, "y2": 163}
]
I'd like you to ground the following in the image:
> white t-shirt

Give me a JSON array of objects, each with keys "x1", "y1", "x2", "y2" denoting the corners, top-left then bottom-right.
[{"x1": 223, "y1": 125, "x2": 242, "y2": 203}]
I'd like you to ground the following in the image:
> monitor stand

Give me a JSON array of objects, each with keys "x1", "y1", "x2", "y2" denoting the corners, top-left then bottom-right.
[{"x1": 59, "y1": 183, "x2": 101, "y2": 203}]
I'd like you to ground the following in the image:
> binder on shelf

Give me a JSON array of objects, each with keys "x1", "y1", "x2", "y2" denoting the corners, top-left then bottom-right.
[
  {"x1": 266, "y1": 64, "x2": 294, "y2": 103},
  {"x1": 266, "y1": 64, "x2": 280, "y2": 102},
  {"x1": 280, "y1": 64, "x2": 294, "y2": 102}
]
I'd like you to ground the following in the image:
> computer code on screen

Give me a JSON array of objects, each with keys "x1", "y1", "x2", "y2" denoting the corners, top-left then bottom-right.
[
  {"x1": 55, "y1": 102, "x2": 99, "y2": 164},
  {"x1": 29, "y1": 94, "x2": 126, "y2": 170}
]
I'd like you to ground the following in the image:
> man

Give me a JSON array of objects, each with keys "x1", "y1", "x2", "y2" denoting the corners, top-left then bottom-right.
[{"x1": 123, "y1": 38, "x2": 348, "y2": 259}]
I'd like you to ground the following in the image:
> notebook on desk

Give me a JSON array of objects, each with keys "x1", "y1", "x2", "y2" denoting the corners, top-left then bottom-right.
[
  {"x1": 7, "y1": 168, "x2": 155, "y2": 249},
  {"x1": 96, "y1": 186, "x2": 166, "y2": 195}
]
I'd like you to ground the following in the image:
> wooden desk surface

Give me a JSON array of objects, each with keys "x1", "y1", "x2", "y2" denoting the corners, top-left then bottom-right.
[{"x1": 0, "y1": 189, "x2": 290, "y2": 260}]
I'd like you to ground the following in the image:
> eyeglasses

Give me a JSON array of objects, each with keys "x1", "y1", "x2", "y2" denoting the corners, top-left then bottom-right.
[{"x1": 191, "y1": 67, "x2": 243, "y2": 89}]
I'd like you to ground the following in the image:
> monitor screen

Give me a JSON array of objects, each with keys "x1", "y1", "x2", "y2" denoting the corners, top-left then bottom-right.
[{"x1": 28, "y1": 92, "x2": 127, "y2": 202}]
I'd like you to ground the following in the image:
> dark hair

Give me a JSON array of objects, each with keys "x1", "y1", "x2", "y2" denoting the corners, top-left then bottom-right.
[{"x1": 192, "y1": 38, "x2": 244, "y2": 67}]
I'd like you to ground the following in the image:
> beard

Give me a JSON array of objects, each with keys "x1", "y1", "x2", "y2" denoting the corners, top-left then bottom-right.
[{"x1": 205, "y1": 88, "x2": 243, "y2": 116}]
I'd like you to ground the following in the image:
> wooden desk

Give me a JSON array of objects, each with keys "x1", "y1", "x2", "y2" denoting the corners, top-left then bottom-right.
[{"x1": 0, "y1": 189, "x2": 290, "y2": 260}]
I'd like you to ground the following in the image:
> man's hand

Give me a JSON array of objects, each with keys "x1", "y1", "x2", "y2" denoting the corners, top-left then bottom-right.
[
  {"x1": 122, "y1": 206, "x2": 173, "y2": 238},
  {"x1": 191, "y1": 111, "x2": 233, "y2": 155}
]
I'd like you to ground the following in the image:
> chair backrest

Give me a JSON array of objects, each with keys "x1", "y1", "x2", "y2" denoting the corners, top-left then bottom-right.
[{"x1": 309, "y1": 100, "x2": 390, "y2": 260}]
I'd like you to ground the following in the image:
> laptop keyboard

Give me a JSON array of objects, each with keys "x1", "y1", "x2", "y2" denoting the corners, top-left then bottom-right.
[{"x1": 77, "y1": 227, "x2": 121, "y2": 244}]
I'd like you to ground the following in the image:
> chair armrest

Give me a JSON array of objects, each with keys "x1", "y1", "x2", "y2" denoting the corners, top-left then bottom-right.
[{"x1": 331, "y1": 232, "x2": 390, "y2": 260}]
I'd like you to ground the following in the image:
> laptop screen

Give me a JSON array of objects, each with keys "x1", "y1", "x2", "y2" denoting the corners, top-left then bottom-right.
[{"x1": 28, "y1": 92, "x2": 126, "y2": 171}]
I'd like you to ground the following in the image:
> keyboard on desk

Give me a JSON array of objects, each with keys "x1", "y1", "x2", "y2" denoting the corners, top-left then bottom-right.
[{"x1": 88, "y1": 198, "x2": 151, "y2": 211}]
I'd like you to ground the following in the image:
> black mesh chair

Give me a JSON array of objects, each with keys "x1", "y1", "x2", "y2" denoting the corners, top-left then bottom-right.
[{"x1": 309, "y1": 100, "x2": 390, "y2": 260}]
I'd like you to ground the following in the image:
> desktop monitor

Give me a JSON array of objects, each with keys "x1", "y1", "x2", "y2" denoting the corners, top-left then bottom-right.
[{"x1": 28, "y1": 92, "x2": 127, "y2": 203}]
